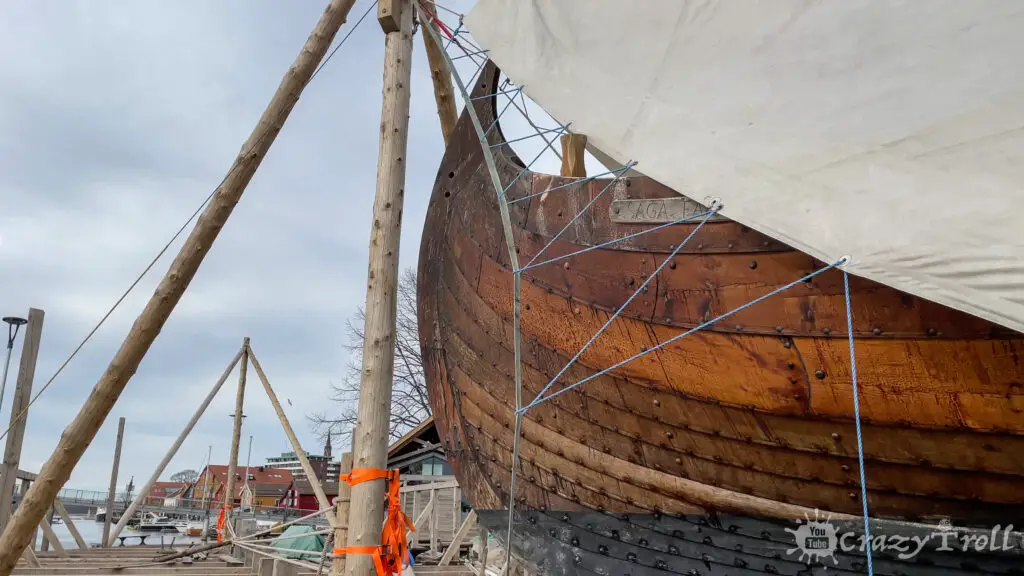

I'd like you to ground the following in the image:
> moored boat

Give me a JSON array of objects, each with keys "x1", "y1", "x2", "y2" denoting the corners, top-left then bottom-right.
[{"x1": 417, "y1": 51, "x2": 1024, "y2": 575}]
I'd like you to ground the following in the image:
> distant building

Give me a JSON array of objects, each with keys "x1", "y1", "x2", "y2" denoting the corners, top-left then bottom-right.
[
  {"x1": 191, "y1": 465, "x2": 293, "y2": 508},
  {"x1": 149, "y1": 481, "x2": 188, "y2": 499},
  {"x1": 264, "y1": 433, "x2": 339, "y2": 481}
]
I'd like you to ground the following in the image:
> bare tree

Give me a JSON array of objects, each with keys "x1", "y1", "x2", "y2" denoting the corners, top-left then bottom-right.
[
  {"x1": 170, "y1": 469, "x2": 199, "y2": 484},
  {"x1": 309, "y1": 267, "x2": 430, "y2": 446}
]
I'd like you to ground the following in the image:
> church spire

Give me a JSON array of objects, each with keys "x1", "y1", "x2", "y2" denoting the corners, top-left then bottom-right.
[{"x1": 324, "y1": 431, "x2": 332, "y2": 459}]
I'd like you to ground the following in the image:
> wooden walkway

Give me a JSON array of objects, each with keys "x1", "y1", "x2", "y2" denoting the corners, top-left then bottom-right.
[{"x1": 15, "y1": 548, "x2": 253, "y2": 576}]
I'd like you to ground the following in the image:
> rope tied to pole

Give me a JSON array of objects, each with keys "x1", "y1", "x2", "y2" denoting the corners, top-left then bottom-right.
[{"x1": 334, "y1": 468, "x2": 414, "y2": 576}]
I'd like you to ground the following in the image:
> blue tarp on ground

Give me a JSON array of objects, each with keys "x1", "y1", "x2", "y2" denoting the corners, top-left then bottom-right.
[{"x1": 270, "y1": 525, "x2": 324, "y2": 560}]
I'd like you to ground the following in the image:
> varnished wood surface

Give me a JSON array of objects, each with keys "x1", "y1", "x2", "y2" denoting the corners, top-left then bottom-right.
[{"x1": 417, "y1": 62, "x2": 1024, "y2": 533}]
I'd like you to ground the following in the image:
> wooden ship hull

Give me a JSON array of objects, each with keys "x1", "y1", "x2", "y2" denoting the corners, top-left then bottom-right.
[{"x1": 417, "y1": 63, "x2": 1024, "y2": 575}]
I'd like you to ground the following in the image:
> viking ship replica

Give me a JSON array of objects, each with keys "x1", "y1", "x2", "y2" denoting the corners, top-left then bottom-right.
[{"x1": 418, "y1": 2, "x2": 1024, "y2": 574}]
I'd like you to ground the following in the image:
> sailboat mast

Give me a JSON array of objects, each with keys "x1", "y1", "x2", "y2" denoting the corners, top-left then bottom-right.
[{"x1": 0, "y1": 1, "x2": 358, "y2": 571}]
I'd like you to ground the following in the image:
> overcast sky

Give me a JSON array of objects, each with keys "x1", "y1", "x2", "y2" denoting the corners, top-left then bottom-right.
[{"x1": 0, "y1": 0, "x2": 510, "y2": 492}]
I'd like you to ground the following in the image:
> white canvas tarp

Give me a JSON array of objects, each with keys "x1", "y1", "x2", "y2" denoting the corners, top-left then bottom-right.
[{"x1": 466, "y1": 0, "x2": 1024, "y2": 332}]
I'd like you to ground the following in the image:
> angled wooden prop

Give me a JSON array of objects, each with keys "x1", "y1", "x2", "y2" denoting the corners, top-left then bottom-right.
[
  {"x1": 108, "y1": 346, "x2": 245, "y2": 544},
  {"x1": 0, "y1": 1, "x2": 357, "y2": 571},
  {"x1": 247, "y1": 346, "x2": 335, "y2": 520}
]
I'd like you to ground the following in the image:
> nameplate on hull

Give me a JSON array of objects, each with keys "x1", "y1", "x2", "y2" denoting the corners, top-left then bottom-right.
[{"x1": 610, "y1": 198, "x2": 726, "y2": 224}]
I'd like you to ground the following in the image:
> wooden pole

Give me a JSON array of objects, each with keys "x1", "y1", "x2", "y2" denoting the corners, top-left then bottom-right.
[
  {"x1": 37, "y1": 516, "x2": 65, "y2": 557},
  {"x1": 421, "y1": 0, "x2": 457, "y2": 146},
  {"x1": 38, "y1": 506, "x2": 53, "y2": 552},
  {"x1": 246, "y1": 347, "x2": 334, "y2": 518},
  {"x1": 224, "y1": 338, "x2": 249, "y2": 510},
  {"x1": 102, "y1": 416, "x2": 125, "y2": 547},
  {"x1": 330, "y1": 451, "x2": 353, "y2": 576},
  {"x1": 346, "y1": 3, "x2": 414, "y2": 575},
  {"x1": 559, "y1": 133, "x2": 587, "y2": 177},
  {"x1": 0, "y1": 3, "x2": 357, "y2": 570},
  {"x1": 51, "y1": 500, "x2": 86, "y2": 549},
  {"x1": 0, "y1": 308, "x2": 43, "y2": 533},
  {"x1": 108, "y1": 347, "x2": 244, "y2": 544}
]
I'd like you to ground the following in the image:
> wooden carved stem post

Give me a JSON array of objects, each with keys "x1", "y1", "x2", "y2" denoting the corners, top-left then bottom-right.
[
  {"x1": 345, "y1": 1, "x2": 414, "y2": 575},
  {"x1": 224, "y1": 338, "x2": 250, "y2": 512},
  {"x1": 560, "y1": 133, "x2": 587, "y2": 177},
  {"x1": 0, "y1": 1, "x2": 356, "y2": 570}
]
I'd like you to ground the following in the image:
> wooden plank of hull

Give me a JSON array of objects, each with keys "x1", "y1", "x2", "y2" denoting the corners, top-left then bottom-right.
[{"x1": 417, "y1": 61, "x2": 1024, "y2": 537}]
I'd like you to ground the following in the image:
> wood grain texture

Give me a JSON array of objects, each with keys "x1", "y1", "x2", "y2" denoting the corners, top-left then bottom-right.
[
  {"x1": 418, "y1": 61, "x2": 1024, "y2": 533},
  {"x1": 345, "y1": 2, "x2": 414, "y2": 575},
  {"x1": 0, "y1": 2, "x2": 358, "y2": 571}
]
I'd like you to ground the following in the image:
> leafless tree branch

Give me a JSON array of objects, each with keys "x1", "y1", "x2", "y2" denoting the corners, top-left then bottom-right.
[{"x1": 307, "y1": 267, "x2": 429, "y2": 447}]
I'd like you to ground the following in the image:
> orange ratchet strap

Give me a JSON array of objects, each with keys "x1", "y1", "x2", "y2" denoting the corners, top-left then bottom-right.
[
  {"x1": 334, "y1": 468, "x2": 415, "y2": 576},
  {"x1": 216, "y1": 505, "x2": 231, "y2": 543}
]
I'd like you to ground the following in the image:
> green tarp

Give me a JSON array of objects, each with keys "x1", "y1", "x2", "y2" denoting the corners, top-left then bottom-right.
[{"x1": 271, "y1": 525, "x2": 324, "y2": 560}]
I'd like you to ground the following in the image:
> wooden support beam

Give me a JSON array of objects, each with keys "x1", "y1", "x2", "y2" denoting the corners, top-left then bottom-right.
[
  {"x1": 560, "y1": 133, "x2": 587, "y2": 177},
  {"x1": 477, "y1": 528, "x2": 488, "y2": 576},
  {"x1": 0, "y1": 308, "x2": 43, "y2": 534},
  {"x1": 377, "y1": 0, "x2": 402, "y2": 33},
  {"x1": 420, "y1": 0, "x2": 457, "y2": 146},
  {"x1": 0, "y1": 2, "x2": 357, "y2": 571},
  {"x1": 224, "y1": 338, "x2": 250, "y2": 511},
  {"x1": 19, "y1": 547, "x2": 38, "y2": 569},
  {"x1": 102, "y1": 417, "x2": 125, "y2": 547},
  {"x1": 109, "y1": 347, "x2": 244, "y2": 545},
  {"x1": 406, "y1": 490, "x2": 434, "y2": 543},
  {"x1": 330, "y1": 451, "x2": 353, "y2": 576},
  {"x1": 439, "y1": 510, "x2": 477, "y2": 566},
  {"x1": 37, "y1": 517, "x2": 66, "y2": 557},
  {"x1": 51, "y1": 501, "x2": 86, "y2": 550},
  {"x1": 246, "y1": 347, "x2": 334, "y2": 520},
  {"x1": 346, "y1": 2, "x2": 414, "y2": 575},
  {"x1": 38, "y1": 507, "x2": 53, "y2": 552}
]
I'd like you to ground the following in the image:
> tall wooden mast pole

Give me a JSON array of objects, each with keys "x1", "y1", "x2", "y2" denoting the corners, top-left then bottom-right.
[
  {"x1": 421, "y1": 0, "x2": 457, "y2": 146},
  {"x1": 0, "y1": 2, "x2": 357, "y2": 571},
  {"x1": 345, "y1": 1, "x2": 414, "y2": 575},
  {"x1": 224, "y1": 337, "x2": 250, "y2": 510}
]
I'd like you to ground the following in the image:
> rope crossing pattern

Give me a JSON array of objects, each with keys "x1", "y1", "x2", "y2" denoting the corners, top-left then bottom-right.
[{"x1": 420, "y1": 2, "x2": 878, "y2": 573}]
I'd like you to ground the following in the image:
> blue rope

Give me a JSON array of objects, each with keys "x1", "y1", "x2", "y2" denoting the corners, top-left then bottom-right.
[
  {"x1": 471, "y1": 88, "x2": 525, "y2": 101},
  {"x1": 520, "y1": 162, "x2": 637, "y2": 270},
  {"x1": 499, "y1": 126, "x2": 570, "y2": 198},
  {"x1": 521, "y1": 209, "x2": 711, "y2": 273},
  {"x1": 443, "y1": 23, "x2": 463, "y2": 51},
  {"x1": 521, "y1": 258, "x2": 845, "y2": 413},
  {"x1": 843, "y1": 269, "x2": 874, "y2": 575},
  {"x1": 484, "y1": 87, "x2": 524, "y2": 136},
  {"x1": 508, "y1": 166, "x2": 631, "y2": 205},
  {"x1": 490, "y1": 126, "x2": 566, "y2": 149},
  {"x1": 524, "y1": 207, "x2": 721, "y2": 409},
  {"x1": 453, "y1": 47, "x2": 489, "y2": 61}
]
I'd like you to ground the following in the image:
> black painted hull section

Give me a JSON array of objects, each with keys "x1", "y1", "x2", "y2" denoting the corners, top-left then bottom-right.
[{"x1": 476, "y1": 510, "x2": 1024, "y2": 576}]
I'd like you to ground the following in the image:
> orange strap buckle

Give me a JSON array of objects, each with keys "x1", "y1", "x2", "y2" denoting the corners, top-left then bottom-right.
[{"x1": 334, "y1": 468, "x2": 414, "y2": 576}]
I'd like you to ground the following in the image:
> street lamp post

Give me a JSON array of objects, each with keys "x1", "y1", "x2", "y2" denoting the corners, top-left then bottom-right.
[{"x1": 0, "y1": 316, "x2": 28, "y2": 417}]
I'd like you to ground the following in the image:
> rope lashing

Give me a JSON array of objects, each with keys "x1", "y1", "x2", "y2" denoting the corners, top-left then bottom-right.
[{"x1": 334, "y1": 468, "x2": 415, "y2": 576}]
